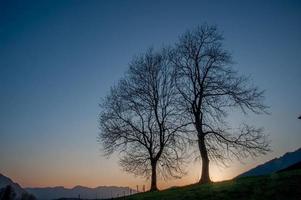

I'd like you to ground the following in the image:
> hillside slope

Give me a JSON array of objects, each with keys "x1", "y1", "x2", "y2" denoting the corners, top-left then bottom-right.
[
  {"x1": 123, "y1": 170, "x2": 301, "y2": 200},
  {"x1": 238, "y1": 148, "x2": 301, "y2": 177},
  {"x1": 0, "y1": 173, "x2": 28, "y2": 199}
]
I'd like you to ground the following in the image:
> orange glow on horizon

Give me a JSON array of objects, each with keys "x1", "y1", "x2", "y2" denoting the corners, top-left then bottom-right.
[{"x1": 4, "y1": 157, "x2": 270, "y2": 191}]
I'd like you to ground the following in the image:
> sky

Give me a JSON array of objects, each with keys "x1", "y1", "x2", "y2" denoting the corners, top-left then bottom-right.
[{"x1": 0, "y1": 0, "x2": 301, "y2": 190}]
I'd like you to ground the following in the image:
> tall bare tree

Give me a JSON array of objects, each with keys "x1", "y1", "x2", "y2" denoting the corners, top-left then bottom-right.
[
  {"x1": 98, "y1": 49, "x2": 187, "y2": 191},
  {"x1": 171, "y1": 24, "x2": 270, "y2": 184}
]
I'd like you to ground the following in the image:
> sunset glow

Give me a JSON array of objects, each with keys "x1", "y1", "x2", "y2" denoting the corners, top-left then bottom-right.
[{"x1": 0, "y1": 0, "x2": 300, "y2": 193}]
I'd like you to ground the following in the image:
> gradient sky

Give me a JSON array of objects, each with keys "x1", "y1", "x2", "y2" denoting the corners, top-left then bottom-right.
[{"x1": 0, "y1": 0, "x2": 300, "y2": 190}]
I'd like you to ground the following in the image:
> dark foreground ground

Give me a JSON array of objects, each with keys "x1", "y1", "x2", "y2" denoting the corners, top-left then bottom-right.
[{"x1": 117, "y1": 169, "x2": 301, "y2": 200}]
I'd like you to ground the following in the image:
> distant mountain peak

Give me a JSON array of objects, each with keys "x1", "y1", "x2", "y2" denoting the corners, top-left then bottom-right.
[{"x1": 72, "y1": 185, "x2": 89, "y2": 189}]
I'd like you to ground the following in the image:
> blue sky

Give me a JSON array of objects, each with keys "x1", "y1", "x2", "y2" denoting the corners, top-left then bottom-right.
[{"x1": 0, "y1": 0, "x2": 300, "y2": 189}]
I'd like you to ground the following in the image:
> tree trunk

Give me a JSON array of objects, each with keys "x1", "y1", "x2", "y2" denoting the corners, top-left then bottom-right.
[
  {"x1": 150, "y1": 160, "x2": 158, "y2": 191},
  {"x1": 198, "y1": 134, "x2": 211, "y2": 184}
]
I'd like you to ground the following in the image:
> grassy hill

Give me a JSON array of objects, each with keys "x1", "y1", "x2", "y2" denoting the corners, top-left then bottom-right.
[{"x1": 122, "y1": 170, "x2": 301, "y2": 200}]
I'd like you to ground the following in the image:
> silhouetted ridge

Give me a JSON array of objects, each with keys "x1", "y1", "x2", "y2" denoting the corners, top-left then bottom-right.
[
  {"x1": 277, "y1": 161, "x2": 301, "y2": 172},
  {"x1": 26, "y1": 185, "x2": 137, "y2": 200},
  {"x1": 0, "y1": 173, "x2": 34, "y2": 199},
  {"x1": 238, "y1": 148, "x2": 301, "y2": 177}
]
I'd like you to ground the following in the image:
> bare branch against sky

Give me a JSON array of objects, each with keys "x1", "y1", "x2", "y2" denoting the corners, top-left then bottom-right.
[
  {"x1": 171, "y1": 24, "x2": 270, "y2": 184},
  {"x1": 0, "y1": 0, "x2": 300, "y2": 190},
  {"x1": 98, "y1": 49, "x2": 188, "y2": 191}
]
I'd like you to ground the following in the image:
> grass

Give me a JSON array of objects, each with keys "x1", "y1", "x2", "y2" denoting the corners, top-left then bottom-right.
[{"x1": 121, "y1": 170, "x2": 301, "y2": 200}]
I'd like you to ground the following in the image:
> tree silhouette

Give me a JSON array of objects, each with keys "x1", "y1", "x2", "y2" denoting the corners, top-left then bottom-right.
[
  {"x1": 171, "y1": 24, "x2": 270, "y2": 184},
  {"x1": 98, "y1": 49, "x2": 188, "y2": 191},
  {"x1": 0, "y1": 185, "x2": 16, "y2": 200},
  {"x1": 21, "y1": 193, "x2": 37, "y2": 200}
]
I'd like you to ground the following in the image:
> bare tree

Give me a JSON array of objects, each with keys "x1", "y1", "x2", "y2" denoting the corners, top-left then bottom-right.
[
  {"x1": 171, "y1": 24, "x2": 270, "y2": 184},
  {"x1": 98, "y1": 49, "x2": 187, "y2": 191}
]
